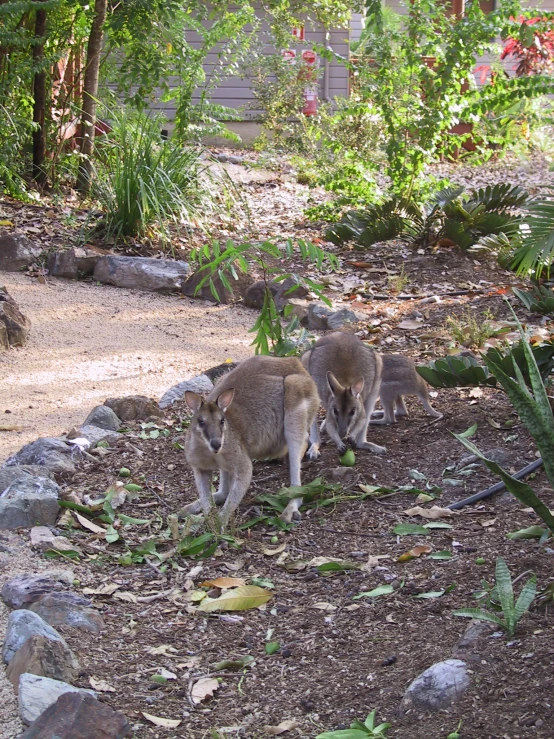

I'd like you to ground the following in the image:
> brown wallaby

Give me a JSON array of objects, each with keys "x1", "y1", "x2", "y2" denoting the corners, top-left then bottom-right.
[
  {"x1": 301, "y1": 331, "x2": 386, "y2": 458},
  {"x1": 183, "y1": 355, "x2": 319, "y2": 527},
  {"x1": 370, "y1": 353, "x2": 442, "y2": 425}
]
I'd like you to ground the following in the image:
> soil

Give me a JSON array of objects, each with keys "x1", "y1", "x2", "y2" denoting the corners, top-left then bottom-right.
[{"x1": 1, "y1": 153, "x2": 554, "y2": 739}]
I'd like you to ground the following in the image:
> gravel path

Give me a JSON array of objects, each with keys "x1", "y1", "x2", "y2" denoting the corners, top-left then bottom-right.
[{"x1": 0, "y1": 272, "x2": 255, "y2": 462}]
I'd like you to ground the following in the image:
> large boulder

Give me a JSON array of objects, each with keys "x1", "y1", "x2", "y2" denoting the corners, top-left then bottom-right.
[
  {"x1": 6, "y1": 635, "x2": 80, "y2": 691},
  {"x1": 29, "y1": 592, "x2": 105, "y2": 633},
  {"x1": 0, "y1": 286, "x2": 31, "y2": 347},
  {"x1": 243, "y1": 277, "x2": 308, "y2": 311},
  {"x1": 327, "y1": 308, "x2": 360, "y2": 330},
  {"x1": 306, "y1": 304, "x2": 333, "y2": 331},
  {"x1": 1, "y1": 573, "x2": 70, "y2": 610},
  {"x1": 400, "y1": 659, "x2": 470, "y2": 713},
  {"x1": 93, "y1": 255, "x2": 190, "y2": 293},
  {"x1": 46, "y1": 246, "x2": 109, "y2": 280},
  {"x1": 104, "y1": 395, "x2": 162, "y2": 422},
  {"x1": 82, "y1": 405, "x2": 120, "y2": 431},
  {"x1": 0, "y1": 232, "x2": 43, "y2": 271},
  {"x1": 159, "y1": 374, "x2": 214, "y2": 409},
  {"x1": 3, "y1": 610, "x2": 67, "y2": 664},
  {"x1": 0, "y1": 466, "x2": 53, "y2": 492},
  {"x1": 65, "y1": 425, "x2": 120, "y2": 449},
  {"x1": 0, "y1": 472, "x2": 60, "y2": 530},
  {"x1": 18, "y1": 673, "x2": 96, "y2": 725},
  {"x1": 5, "y1": 437, "x2": 85, "y2": 474},
  {"x1": 18, "y1": 691, "x2": 131, "y2": 738}
]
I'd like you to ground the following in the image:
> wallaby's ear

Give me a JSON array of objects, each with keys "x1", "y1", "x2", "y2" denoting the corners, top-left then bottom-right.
[
  {"x1": 327, "y1": 371, "x2": 343, "y2": 397},
  {"x1": 185, "y1": 391, "x2": 203, "y2": 413},
  {"x1": 217, "y1": 388, "x2": 235, "y2": 413},
  {"x1": 351, "y1": 377, "x2": 365, "y2": 398}
]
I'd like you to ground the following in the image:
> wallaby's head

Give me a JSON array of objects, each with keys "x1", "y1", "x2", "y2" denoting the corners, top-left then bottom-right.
[
  {"x1": 326, "y1": 371, "x2": 365, "y2": 438},
  {"x1": 185, "y1": 389, "x2": 235, "y2": 454}
]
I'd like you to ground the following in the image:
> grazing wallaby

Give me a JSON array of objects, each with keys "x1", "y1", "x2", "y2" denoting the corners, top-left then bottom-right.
[
  {"x1": 302, "y1": 332, "x2": 386, "y2": 459},
  {"x1": 183, "y1": 356, "x2": 319, "y2": 526},
  {"x1": 371, "y1": 353, "x2": 442, "y2": 425}
]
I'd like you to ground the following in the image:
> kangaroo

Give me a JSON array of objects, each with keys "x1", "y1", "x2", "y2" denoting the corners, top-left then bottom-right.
[
  {"x1": 182, "y1": 355, "x2": 319, "y2": 527},
  {"x1": 301, "y1": 331, "x2": 386, "y2": 459},
  {"x1": 371, "y1": 353, "x2": 442, "y2": 425}
]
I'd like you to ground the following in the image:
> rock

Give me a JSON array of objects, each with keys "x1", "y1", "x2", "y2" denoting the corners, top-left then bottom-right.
[
  {"x1": 0, "y1": 232, "x2": 43, "y2": 271},
  {"x1": 5, "y1": 437, "x2": 82, "y2": 474},
  {"x1": 327, "y1": 308, "x2": 360, "y2": 330},
  {"x1": 286, "y1": 300, "x2": 309, "y2": 325},
  {"x1": 306, "y1": 304, "x2": 333, "y2": 331},
  {"x1": 0, "y1": 466, "x2": 54, "y2": 493},
  {"x1": 3, "y1": 610, "x2": 67, "y2": 664},
  {"x1": 18, "y1": 673, "x2": 96, "y2": 725},
  {"x1": 18, "y1": 691, "x2": 131, "y2": 738},
  {"x1": 457, "y1": 447, "x2": 512, "y2": 470},
  {"x1": 1, "y1": 573, "x2": 70, "y2": 609},
  {"x1": 159, "y1": 374, "x2": 214, "y2": 409},
  {"x1": 29, "y1": 592, "x2": 104, "y2": 633},
  {"x1": 30, "y1": 527, "x2": 80, "y2": 554},
  {"x1": 93, "y1": 255, "x2": 190, "y2": 293},
  {"x1": 452, "y1": 620, "x2": 495, "y2": 662},
  {"x1": 330, "y1": 466, "x2": 358, "y2": 481},
  {"x1": 0, "y1": 321, "x2": 8, "y2": 349},
  {"x1": 0, "y1": 287, "x2": 31, "y2": 347},
  {"x1": 182, "y1": 269, "x2": 253, "y2": 304},
  {"x1": 203, "y1": 362, "x2": 238, "y2": 382},
  {"x1": 0, "y1": 472, "x2": 60, "y2": 530},
  {"x1": 243, "y1": 277, "x2": 308, "y2": 311},
  {"x1": 400, "y1": 659, "x2": 470, "y2": 712},
  {"x1": 46, "y1": 246, "x2": 109, "y2": 280},
  {"x1": 7, "y1": 635, "x2": 80, "y2": 691},
  {"x1": 104, "y1": 395, "x2": 162, "y2": 422},
  {"x1": 65, "y1": 425, "x2": 119, "y2": 448},
  {"x1": 82, "y1": 405, "x2": 120, "y2": 431}
]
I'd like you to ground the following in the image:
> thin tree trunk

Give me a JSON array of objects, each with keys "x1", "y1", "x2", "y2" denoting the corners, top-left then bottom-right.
[
  {"x1": 76, "y1": 0, "x2": 108, "y2": 194},
  {"x1": 32, "y1": 3, "x2": 48, "y2": 186}
]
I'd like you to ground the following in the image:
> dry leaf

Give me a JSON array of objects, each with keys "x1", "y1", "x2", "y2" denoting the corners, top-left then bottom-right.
[
  {"x1": 141, "y1": 713, "x2": 182, "y2": 728},
  {"x1": 397, "y1": 319, "x2": 423, "y2": 330},
  {"x1": 481, "y1": 518, "x2": 497, "y2": 527},
  {"x1": 344, "y1": 604, "x2": 361, "y2": 612},
  {"x1": 190, "y1": 590, "x2": 207, "y2": 602},
  {"x1": 264, "y1": 719, "x2": 299, "y2": 735},
  {"x1": 397, "y1": 544, "x2": 433, "y2": 562},
  {"x1": 74, "y1": 512, "x2": 106, "y2": 534},
  {"x1": 158, "y1": 668, "x2": 177, "y2": 680},
  {"x1": 146, "y1": 644, "x2": 179, "y2": 656},
  {"x1": 263, "y1": 542, "x2": 287, "y2": 556},
  {"x1": 223, "y1": 559, "x2": 245, "y2": 571},
  {"x1": 82, "y1": 583, "x2": 120, "y2": 596},
  {"x1": 312, "y1": 602, "x2": 337, "y2": 611},
  {"x1": 191, "y1": 677, "x2": 220, "y2": 704},
  {"x1": 198, "y1": 585, "x2": 272, "y2": 613},
  {"x1": 360, "y1": 554, "x2": 389, "y2": 572},
  {"x1": 175, "y1": 656, "x2": 201, "y2": 669},
  {"x1": 112, "y1": 591, "x2": 137, "y2": 603},
  {"x1": 404, "y1": 505, "x2": 454, "y2": 519},
  {"x1": 0, "y1": 424, "x2": 24, "y2": 431},
  {"x1": 469, "y1": 387, "x2": 484, "y2": 398},
  {"x1": 200, "y1": 577, "x2": 246, "y2": 588},
  {"x1": 89, "y1": 677, "x2": 116, "y2": 692},
  {"x1": 307, "y1": 556, "x2": 343, "y2": 567}
]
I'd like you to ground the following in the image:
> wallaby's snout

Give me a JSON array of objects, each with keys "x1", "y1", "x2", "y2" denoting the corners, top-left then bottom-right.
[{"x1": 327, "y1": 371, "x2": 364, "y2": 440}]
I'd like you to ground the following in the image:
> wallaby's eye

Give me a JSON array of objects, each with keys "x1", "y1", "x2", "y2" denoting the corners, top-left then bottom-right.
[
  {"x1": 197, "y1": 418, "x2": 205, "y2": 428},
  {"x1": 333, "y1": 408, "x2": 339, "y2": 416},
  {"x1": 220, "y1": 418, "x2": 225, "y2": 426},
  {"x1": 349, "y1": 409, "x2": 356, "y2": 417}
]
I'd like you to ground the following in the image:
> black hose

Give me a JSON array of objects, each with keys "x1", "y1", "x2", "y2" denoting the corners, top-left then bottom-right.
[{"x1": 447, "y1": 458, "x2": 544, "y2": 511}]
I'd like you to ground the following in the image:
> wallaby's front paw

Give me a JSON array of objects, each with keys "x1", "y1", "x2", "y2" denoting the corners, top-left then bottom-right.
[
  {"x1": 372, "y1": 443, "x2": 387, "y2": 455},
  {"x1": 177, "y1": 501, "x2": 203, "y2": 519},
  {"x1": 337, "y1": 442, "x2": 348, "y2": 455},
  {"x1": 305, "y1": 443, "x2": 321, "y2": 462}
]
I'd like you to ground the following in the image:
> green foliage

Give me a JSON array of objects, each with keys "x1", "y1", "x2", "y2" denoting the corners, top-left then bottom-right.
[
  {"x1": 91, "y1": 106, "x2": 222, "y2": 241},
  {"x1": 417, "y1": 354, "x2": 497, "y2": 389},
  {"x1": 513, "y1": 285, "x2": 554, "y2": 315},
  {"x1": 453, "y1": 557, "x2": 537, "y2": 638},
  {"x1": 316, "y1": 710, "x2": 392, "y2": 739}
]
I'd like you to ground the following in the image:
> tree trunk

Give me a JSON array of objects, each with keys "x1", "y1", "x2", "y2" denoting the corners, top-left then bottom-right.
[
  {"x1": 76, "y1": 0, "x2": 108, "y2": 194},
  {"x1": 32, "y1": 3, "x2": 48, "y2": 186}
]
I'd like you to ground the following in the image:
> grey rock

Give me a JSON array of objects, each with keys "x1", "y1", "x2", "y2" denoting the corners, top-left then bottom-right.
[
  {"x1": 93, "y1": 255, "x2": 190, "y2": 293},
  {"x1": 18, "y1": 691, "x2": 131, "y2": 738},
  {"x1": 2, "y1": 573, "x2": 70, "y2": 610},
  {"x1": 306, "y1": 304, "x2": 333, "y2": 331},
  {"x1": 159, "y1": 374, "x2": 214, "y2": 409},
  {"x1": 0, "y1": 472, "x2": 60, "y2": 530},
  {"x1": 82, "y1": 405, "x2": 120, "y2": 431},
  {"x1": 3, "y1": 610, "x2": 67, "y2": 664},
  {"x1": 46, "y1": 246, "x2": 109, "y2": 280},
  {"x1": 18, "y1": 673, "x2": 96, "y2": 725},
  {"x1": 203, "y1": 362, "x2": 238, "y2": 382},
  {"x1": 104, "y1": 395, "x2": 162, "y2": 421},
  {"x1": 286, "y1": 300, "x2": 309, "y2": 325},
  {"x1": 30, "y1": 527, "x2": 80, "y2": 554},
  {"x1": 0, "y1": 232, "x2": 43, "y2": 271},
  {"x1": 327, "y1": 308, "x2": 360, "y2": 330},
  {"x1": 457, "y1": 447, "x2": 512, "y2": 470},
  {"x1": 65, "y1": 425, "x2": 119, "y2": 448},
  {"x1": 182, "y1": 269, "x2": 253, "y2": 304},
  {"x1": 452, "y1": 620, "x2": 495, "y2": 661},
  {"x1": 243, "y1": 277, "x2": 308, "y2": 312},
  {"x1": 29, "y1": 592, "x2": 104, "y2": 633},
  {"x1": 400, "y1": 659, "x2": 470, "y2": 712},
  {"x1": 0, "y1": 466, "x2": 54, "y2": 493},
  {"x1": 0, "y1": 287, "x2": 31, "y2": 347},
  {"x1": 7, "y1": 635, "x2": 80, "y2": 691},
  {"x1": 5, "y1": 436, "x2": 91, "y2": 474},
  {"x1": 330, "y1": 466, "x2": 358, "y2": 481}
]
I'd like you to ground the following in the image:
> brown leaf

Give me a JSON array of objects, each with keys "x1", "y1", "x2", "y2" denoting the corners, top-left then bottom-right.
[
  {"x1": 89, "y1": 677, "x2": 116, "y2": 692},
  {"x1": 263, "y1": 542, "x2": 287, "y2": 556},
  {"x1": 191, "y1": 677, "x2": 219, "y2": 704},
  {"x1": 200, "y1": 577, "x2": 246, "y2": 589},
  {"x1": 404, "y1": 505, "x2": 454, "y2": 519},
  {"x1": 264, "y1": 719, "x2": 299, "y2": 735},
  {"x1": 397, "y1": 544, "x2": 432, "y2": 562},
  {"x1": 0, "y1": 424, "x2": 24, "y2": 432},
  {"x1": 74, "y1": 512, "x2": 106, "y2": 535},
  {"x1": 141, "y1": 713, "x2": 182, "y2": 728},
  {"x1": 397, "y1": 319, "x2": 423, "y2": 330}
]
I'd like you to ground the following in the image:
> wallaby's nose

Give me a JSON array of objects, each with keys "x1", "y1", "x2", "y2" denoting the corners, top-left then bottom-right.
[{"x1": 210, "y1": 439, "x2": 222, "y2": 452}]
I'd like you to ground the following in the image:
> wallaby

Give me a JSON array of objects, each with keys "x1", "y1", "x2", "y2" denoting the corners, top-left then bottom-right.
[
  {"x1": 301, "y1": 331, "x2": 386, "y2": 459},
  {"x1": 371, "y1": 353, "x2": 442, "y2": 425},
  {"x1": 183, "y1": 355, "x2": 319, "y2": 526}
]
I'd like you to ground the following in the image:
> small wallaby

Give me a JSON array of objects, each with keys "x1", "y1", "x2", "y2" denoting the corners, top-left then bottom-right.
[
  {"x1": 370, "y1": 353, "x2": 442, "y2": 425},
  {"x1": 183, "y1": 355, "x2": 319, "y2": 526},
  {"x1": 301, "y1": 331, "x2": 386, "y2": 458}
]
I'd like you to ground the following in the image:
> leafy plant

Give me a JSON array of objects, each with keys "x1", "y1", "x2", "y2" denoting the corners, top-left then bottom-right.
[
  {"x1": 501, "y1": 15, "x2": 554, "y2": 77},
  {"x1": 445, "y1": 309, "x2": 501, "y2": 349},
  {"x1": 316, "y1": 710, "x2": 392, "y2": 739},
  {"x1": 453, "y1": 556, "x2": 537, "y2": 638},
  {"x1": 513, "y1": 285, "x2": 554, "y2": 314}
]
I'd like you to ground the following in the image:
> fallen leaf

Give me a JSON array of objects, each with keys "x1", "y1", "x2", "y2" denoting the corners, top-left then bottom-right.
[
  {"x1": 353, "y1": 584, "x2": 394, "y2": 600},
  {"x1": 190, "y1": 590, "x2": 207, "y2": 602},
  {"x1": 89, "y1": 677, "x2": 115, "y2": 692},
  {"x1": 481, "y1": 518, "x2": 497, "y2": 527},
  {"x1": 82, "y1": 583, "x2": 120, "y2": 596},
  {"x1": 146, "y1": 644, "x2": 179, "y2": 656},
  {"x1": 312, "y1": 602, "x2": 337, "y2": 611},
  {"x1": 404, "y1": 505, "x2": 454, "y2": 519},
  {"x1": 191, "y1": 677, "x2": 220, "y2": 704},
  {"x1": 398, "y1": 319, "x2": 423, "y2": 330},
  {"x1": 198, "y1": 585, "x2": 273, "y2": 612},
  {"x1": 112, "y1": 591, "x2": 137, "y2": 603},
  {"x1": 223, "y1": 559, "x2": 245, "y2": 571},
  {"x1": 200, "y1": 577, "x2": 246, "y2": 588},
  {"x1": 0, "y1": 424, "x2": 24, "y2": 431},
  {"x1": 74, "y1": 512, "x2": 106, "y2": 535},
  {"x1": 211, "y1": 655, "x2": 255, "y2": 670},
  {"x1": 360, "y1": 554, "x2": 389, "y2": 572},
  {"x1": 141, "y1": 712, "x2": 182, "y2": 728},
  {"x1": 397, "y1": 544, "x2": 433, "y2": 562},
  {"x1": 158, "y1": 668, "x2": 177, "y2": 680},
  {"x1": 469, "y1": 387, "x2": 484, "y2": 398},
  {"x1": 264, "y1": 719, "x2": 299, "y2": 735},
  {"x1": 392, "y1": 523, "x2": 430, "y2": 535},
  {"x1": 263, "y1": 542, "x2": 287, "y2": 556},
  {"x1": 0, "y1": 220, "x2": 13, "y2": 226}
]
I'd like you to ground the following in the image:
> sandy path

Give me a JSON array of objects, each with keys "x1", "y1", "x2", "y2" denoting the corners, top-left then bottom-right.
[{"x1": 0, "y1": 272, "x2": 255, "y2": 462}]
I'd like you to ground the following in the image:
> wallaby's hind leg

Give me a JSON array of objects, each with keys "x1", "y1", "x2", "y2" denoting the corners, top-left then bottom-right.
[
  {"x1": 419, "y1": 392, "x2": 443, "y2": 419},
  {"x1": 213, "y1": 470, "x2": 231, "y2": 506},
  {"x1": 179, "y1": 469, "x2": 213, "y2": 517},
  {"x1": 395, "y1": 395, "x2": 408, "y2": 417},
  {"x1": 219, "y1": 459, "x2": 253, "y2": 527},
  {"x1": 370, "y1": 387, "x2": 396, "y2": 426},
  {"x1": 306, "y1": 417, "x2": 322, "y2": 461},
  {"x1": 352, "y1": 385, "x2": 387, "y2": 453}
]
